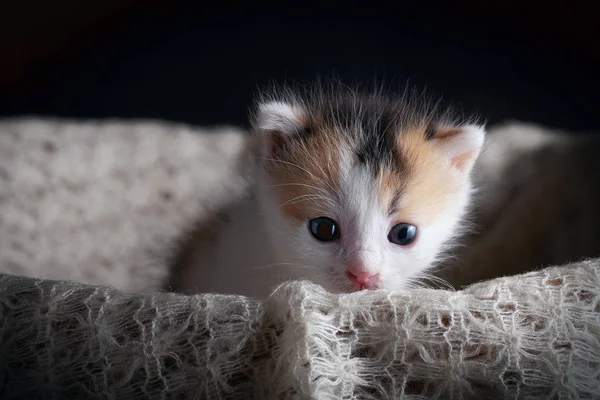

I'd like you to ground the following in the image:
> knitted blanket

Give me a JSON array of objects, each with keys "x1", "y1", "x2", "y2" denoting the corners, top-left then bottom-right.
[
  {"x1": 1, "y1": 118, "x2": 599, "y2": 399},
  {"x1": 0, "y1": 118, "x2": 249, "y2": 292}
]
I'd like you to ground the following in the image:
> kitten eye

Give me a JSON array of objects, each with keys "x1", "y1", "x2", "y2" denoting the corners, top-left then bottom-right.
[
  {"x1": 388, "y1": 223, "x2": 418, "y2": 246},
  {"x1": 309, "y1": 217, "x2": 340, "y2": 242}
]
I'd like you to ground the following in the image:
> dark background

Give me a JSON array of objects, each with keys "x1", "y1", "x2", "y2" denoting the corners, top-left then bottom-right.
[{"x1": 1, "y1": 1, "x2": 598, "y2": 131}]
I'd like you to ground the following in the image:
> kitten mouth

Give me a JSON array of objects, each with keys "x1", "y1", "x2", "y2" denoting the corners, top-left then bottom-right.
[
  {"x1": 328, "y1": 267, "x2": 379, "y2": 293},
  {"x1": 344, "y1": 271, "x2": 379, "y2": 291},
  {"x1": 347, "y1": 279, "x2": 378, "y2": 292}
]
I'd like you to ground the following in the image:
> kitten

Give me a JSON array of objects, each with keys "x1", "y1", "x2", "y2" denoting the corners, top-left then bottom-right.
[{"x1": 173, "y1": 82, "x2": 485, "y2": 298}]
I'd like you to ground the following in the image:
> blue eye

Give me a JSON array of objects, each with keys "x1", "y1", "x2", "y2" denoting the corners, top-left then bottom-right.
[
  {"x1": 388, "y1": 223, "x2": 418, "y2": 246},
  {"x1": 309, "y1": 217, "x2": 340, "y2": 242}
]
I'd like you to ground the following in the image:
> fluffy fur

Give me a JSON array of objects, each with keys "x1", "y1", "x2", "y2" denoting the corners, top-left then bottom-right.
[{"x1": 181, "y1": 82, "x2": 485, "y2": 298}]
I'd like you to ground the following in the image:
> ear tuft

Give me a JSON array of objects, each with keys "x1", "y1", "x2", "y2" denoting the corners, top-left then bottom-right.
[
  {"x1": 254, "y1": 101, "x2": 305, "y2": 156},
  {"x1": 256, "y1": 101, "x2": 304, "y2": 134},
  {"x1": 433, "y1": 124, "x2": 485, "y2": 174}
]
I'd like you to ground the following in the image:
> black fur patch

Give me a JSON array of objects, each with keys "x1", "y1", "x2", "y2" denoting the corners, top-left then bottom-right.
[
  {"x1": 311, "y1": 93, "x2": 408, "y2": 173},
  {"x1": 424, "y1": 123, "x2": 437, "y2": 141}
]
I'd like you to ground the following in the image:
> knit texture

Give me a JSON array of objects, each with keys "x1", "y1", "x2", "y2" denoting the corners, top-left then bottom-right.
[
  {"x1": 0, "y1": 118, "x2": 599, "y2": 399},
  {"x1": 1, "y1": 261, "x2": 599, "y2": 399},
  {"x1": 0, "y1": 118, "x2": 249, "y2": 292}
]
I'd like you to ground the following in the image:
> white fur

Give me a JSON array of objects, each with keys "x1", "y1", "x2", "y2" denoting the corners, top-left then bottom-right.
[{"x1": 256, "y1": 102, "x2": 304, "y2": 135}]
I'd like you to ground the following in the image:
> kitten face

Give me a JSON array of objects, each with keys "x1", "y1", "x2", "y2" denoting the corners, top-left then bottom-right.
[{"x1": 252, "y1": 85, "x2": 484, "y2": 293}]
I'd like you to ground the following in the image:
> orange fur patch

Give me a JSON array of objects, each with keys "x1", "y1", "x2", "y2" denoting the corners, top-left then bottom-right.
[
  {"x1": 269, "y1": 126, "x2": 342, "y2": 222},
  {"x1": 376, "y1": 167, "x2": 407, "y2": 215},
  {"x1": 392, "y1": 127, "x2": 460, "y2": 226}
]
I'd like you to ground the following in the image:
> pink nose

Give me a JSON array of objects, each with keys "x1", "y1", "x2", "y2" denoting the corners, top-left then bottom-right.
[{"x1": 346, "y1": 269, "x2": 378, "y2": 288}]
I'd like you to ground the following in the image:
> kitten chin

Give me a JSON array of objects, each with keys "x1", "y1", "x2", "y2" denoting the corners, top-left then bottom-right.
[{"x1": 178, "y1": 81, "x2": 485, "y2": 298}]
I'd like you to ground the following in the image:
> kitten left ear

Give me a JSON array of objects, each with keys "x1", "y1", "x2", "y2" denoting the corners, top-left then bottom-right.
[
  {"x1": 253, "y1": 101, "x2": 306, "y2": 156},
  {"x1": 433, "y1": 124, "x2": 486, "y2": 174}
]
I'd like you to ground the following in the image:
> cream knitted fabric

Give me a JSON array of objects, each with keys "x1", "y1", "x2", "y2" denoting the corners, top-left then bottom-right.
[
  {"x1": 1, "y1": 260, "x2": 599, "y2": 399},
  {"x1": 1, "y1": 118, "x2": 599, "y2": 399},
  {"x1": 0, "y1": 118, "x2": 249, "y2": 292}
]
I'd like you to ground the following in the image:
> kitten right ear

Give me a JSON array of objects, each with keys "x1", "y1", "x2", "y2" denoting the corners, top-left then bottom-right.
[
  {"x1": 432, "y1": 124, "x2": 486, "y2": 175},
  {"x1": 254, "y1": 101, "x2": 305, "y2": 156}
]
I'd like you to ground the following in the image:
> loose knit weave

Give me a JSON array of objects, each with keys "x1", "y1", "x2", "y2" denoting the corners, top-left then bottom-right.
[
  {"x1": 1, "y1": 261, "x2": 600, "y2": 399},
  {"x1": 0, "y1": 118, "x2": 599, "y2": 399}
]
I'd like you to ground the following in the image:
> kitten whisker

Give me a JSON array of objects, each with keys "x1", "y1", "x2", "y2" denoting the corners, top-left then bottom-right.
[
  {"x1": 257, "y1": 157, "x2": 331, "y2": 186},
  {"x1": 280, "y1": 194, "x2": 335, "y2": 207},
  {"x1": 254, "y1": 262, "x2": 317, "y2": 270},
  {"x1": 409, "y1": 272, "x2": 455, "y2": 291},
  {"x1": 254, "y1": 262, "x2": 298, "y2": 270},
  {"x1": 257, "y1": 156, "x2": 339, "y2": 195},
  {"x1": 268, "y1": 182, "x2": 334, "y2": 198}
]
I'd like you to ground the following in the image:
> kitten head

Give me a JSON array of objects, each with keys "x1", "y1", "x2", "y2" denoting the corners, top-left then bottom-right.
[{"x1": 251, "y1": 83, "x2": 485, "y2": 292}]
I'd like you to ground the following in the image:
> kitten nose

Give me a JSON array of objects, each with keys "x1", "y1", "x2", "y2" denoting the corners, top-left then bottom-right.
[
  {"x1": 346, "y1": 263, "x2": 379, "y2": 288},
  {"x1": 346, "y1": 270, "x2": 377, "y2": 287}
]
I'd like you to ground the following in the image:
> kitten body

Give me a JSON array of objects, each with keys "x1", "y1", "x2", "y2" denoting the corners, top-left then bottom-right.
[
  {"x1": 175, "y1": 83, "x2": 485, "y2": 298},
  {"x1": 436, "y1": 123, "x2": 600, "y2": 288}
]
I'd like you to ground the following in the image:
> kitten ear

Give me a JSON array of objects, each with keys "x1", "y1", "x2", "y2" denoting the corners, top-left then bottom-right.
[
  {"x1": 254, "y1": 101, "x2": 306, "y2": 156},
  {"x1": 433, "y1": 124, "x2": 485, "y2": 174}
]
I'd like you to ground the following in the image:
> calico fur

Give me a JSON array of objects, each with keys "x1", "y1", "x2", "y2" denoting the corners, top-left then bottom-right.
[{"x1": 175, "y1": 82, "x2": 485, "y2": 298}]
